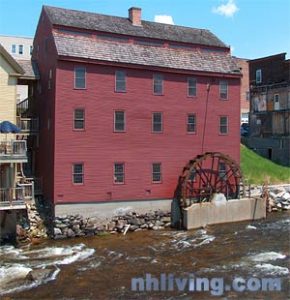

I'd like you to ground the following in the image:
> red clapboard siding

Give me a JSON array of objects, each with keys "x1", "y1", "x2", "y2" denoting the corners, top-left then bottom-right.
[{"x1": 52, "y1": 61, "x2": 240, "y2": 204}]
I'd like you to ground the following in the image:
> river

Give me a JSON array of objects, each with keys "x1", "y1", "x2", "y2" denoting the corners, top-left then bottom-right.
[{"x1": 0, "y1": 212, "x2": 289, "y2": 299}]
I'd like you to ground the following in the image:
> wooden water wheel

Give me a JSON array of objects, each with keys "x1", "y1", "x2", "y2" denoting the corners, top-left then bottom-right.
[{"x1": 177, "y1": 152, "x2": 243, "y2": 208}]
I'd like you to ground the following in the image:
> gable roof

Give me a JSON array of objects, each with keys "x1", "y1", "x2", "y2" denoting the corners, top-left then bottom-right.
[
  {"x1": 54, "y1": 32, "x2": 240, "y2": 75},
  {"x1": 16, "y1": 59, "x2": 40, "y2": 80},
  {"x1": 44, "y1": 5, "x2": 227, "y2": 49},
  {"x1": 0, "y1": 44, "x2": 24, "y2": 75}
]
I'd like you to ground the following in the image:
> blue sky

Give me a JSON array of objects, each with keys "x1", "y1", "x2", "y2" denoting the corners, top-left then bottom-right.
[{"x1": 0, "y1": 0, "x2": 289, "y2": 59}]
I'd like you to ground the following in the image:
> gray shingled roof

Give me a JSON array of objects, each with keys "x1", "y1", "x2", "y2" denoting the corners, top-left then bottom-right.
[
  {"x1": 53, "y1": 32, "x2": 239, "y2": 75},
  {"x1": 44, "y1": 6, "x2": 227, "y2": 48},
  {"x1": 16, "y1": 59, "x2": 39, "y2": 79}
]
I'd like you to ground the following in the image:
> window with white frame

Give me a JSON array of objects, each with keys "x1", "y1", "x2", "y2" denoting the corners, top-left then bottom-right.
[
  {"x1": 152, "y1": 163, "x2": 162, "y2": 183},
  {"x1": 219, "y1": 80, "x2": 228, "y2": 99},
  {"x1": 11, "y1": 44, "x2": 16, "y2": 53},
  {"x1": 153, "y1": 74, "x2": 163, "y2": 95},
  {"x1": 187, "y1": 114, "x2": 196, "y2": 133},
  {"x1": 115, "y1": 70, "x2": 126, "y2": 92},
  {"x1": 114, "y1": 110, "x2": 125, "y2": 132},
  {"x1": 152, "y1": 112, "x2": 163, "y2": 133},
  {"x1": 19, "y1": 45, "x2": 23, "y2": 55},
  {"x1": 74, "y1": 108, "x2": 85, "y2": 130},
  {"x1": 188, "y1": 78, "x2": 197, "y2": 96},
  {"x1": 114, "y1": 163, "x2": 124, "y2": 183},
  {"x1": 219, "y1": 116, "x2": 228, "y2": 134},
  {"x1": 72, "y1": 163, "x2": 84, "y2": 184},
  {"x1": 256, "y1": 69, "x2": 262, "y2": 84},
  {"x1": 74, "y1": 67, "x2": 86, "y2": 89}
]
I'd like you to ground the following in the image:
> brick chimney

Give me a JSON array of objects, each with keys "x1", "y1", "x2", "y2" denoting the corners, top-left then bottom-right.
[{"x1": 128, "y1": 7, "x2": 142, "y2": 26}]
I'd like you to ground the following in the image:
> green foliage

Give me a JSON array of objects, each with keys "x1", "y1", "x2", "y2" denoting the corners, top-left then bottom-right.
[{"x1": 240, "y1": 145, "x2": 290, "y2": 185}]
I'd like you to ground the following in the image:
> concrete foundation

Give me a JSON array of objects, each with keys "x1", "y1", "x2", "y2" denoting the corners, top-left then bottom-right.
[
  {"x1": 183, "y1": 197, "x2": 266, "y2": 230},
  {"x1": 55, "y1": 199, "x2": 172, "y2": 220}
]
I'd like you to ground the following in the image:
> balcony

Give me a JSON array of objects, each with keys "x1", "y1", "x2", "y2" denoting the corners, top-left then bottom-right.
[
  {"x1": 0, "y1": 187, "x2": 27, "y2": 210},
  {"x1": 0, "y1": 140, "x2": 27, "y2": 163},
  {"x1": 16, "y1": 117, "x2": 39, "y2": 134}
]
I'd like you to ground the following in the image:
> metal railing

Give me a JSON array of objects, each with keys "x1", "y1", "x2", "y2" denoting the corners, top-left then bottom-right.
[
  {"x1": 0, "y1": 140, "x2": 27, "y2": 157},
  {"x1": 17, "y1": 180, "x2": 34, "y2": 201},
  {"x1": 16, "y1": 117, "x2": 39, "y2": 133},
  {"x1": 0, "y1": 187, "x2": 25, "y2": 207}
]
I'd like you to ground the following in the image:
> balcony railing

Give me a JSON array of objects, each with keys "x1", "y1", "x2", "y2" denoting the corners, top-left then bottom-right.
[
  {"x1": 17, "y1": 180, "x2": 34, "y2": 201},
  {"x1": 0, "y1": 140, "x2": 27, "y2": 158},
  {"x1": 0, "y1": 187, "x2": 26, "y2": 209},
  {"x1": 16, "y1": 117, "x2": 39, "y2": 133}
]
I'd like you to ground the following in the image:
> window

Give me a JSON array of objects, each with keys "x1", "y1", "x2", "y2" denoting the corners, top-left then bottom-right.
[
  {"x1": 19, "y1": 45, "x2": 23, "y2": 54},
  {"x1": 218, "y1": 162, "x2": 227, "y2": 180},
  {"x1": 114, "y1": 110, "x2": 125, "y2": 132},
  {"x1": 153, "y1": 74, "x2": 163, "y2": 95},
  {"x1": 187, "y1": 114, "x2": 196, "y2": 133},
  {"x1": 219, "y1": 80, "x2": 228, "y2": 99},
  {"x1": 30, "y1": 45, "x2": 33, "y2": 55},
  {"x1": 11, "y1": 44, "x2": 16, "y2": 53},
  {"x1": 219, "y1": 116, "x2": 228, "y2": 134},
  {"x1": 115, "y1": 70, "x2": 126, "y2": 92},
  {"x1": 114, "y1": 163, "x2": 124, "y2": 184},
  {"x1": 256, "y1": 69, "x2": 262, "y2": 84},
  {"x1": 72, "y1": 163, "x2": 84, "y2": 184},
  {"x1": 188, "y1": 78, "x2": 197, "y2": 97},
  {"x1": 152, "y1": 163, "x2": 162, "y2": 183},
  {"x1": 74, "y1": 67, "x2": 86, "y2": 89},
  {"x1": 74, "y1": 109, "x2": 85, "y2": 130},
  {"x1": 152, "y1": 112, "x2": 163, "y2": 133}
]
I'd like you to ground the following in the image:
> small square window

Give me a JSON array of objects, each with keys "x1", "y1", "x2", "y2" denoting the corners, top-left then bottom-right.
[
  {"x1": 152, "y1": 112, "x2": 163, "y2": 133},
  {"x1": 219, "y1": 116, "x2": 228, "y2": 134},
  {"x1": 74, "y1": 109, "x2": 85, "y2": 130},
  {"x1": 219, "y1": 80, "x2": 228, "y2": 99},
  {"x1": 187, "y1": 114, "x2": 196, "y2": 133},
  {"x1": 114, "y1": 163, "x2": 124, "y2": 183},
  {"x1": 115, "y1": 70, "x2": 126, "y2": 92},
  {"x1": 114, "y1": 111, "x2": 125, "y2": 132},
  {"x1": 72, "y1": 163, "x2": 84, "y2": 184},
  {"x1": 152, "y1": 163, "x2": 162, "y2": 183},
  {"x1": 188, "y1": 78, "x2": 197, "y2": 97},
  {"x1": 153, "y1": 74, "x2": 163, "y2": 95},
  {"x1": 74, "y1": 67, "x2": 86, "y2": 89}
]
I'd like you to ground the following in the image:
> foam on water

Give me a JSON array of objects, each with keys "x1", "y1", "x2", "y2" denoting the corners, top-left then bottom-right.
[
  {"x1": 250, "y1": 252, "x2": 286, "y2": 262},
  {"x1": 246, "y1": 225, "x2": 257, "y2": 230},
  {"x1": 254, "y1": 263, "x2": 289, "y2": 275},
  {"x1": 0, "y1": 243, "x2": 95, "y2": 295}
]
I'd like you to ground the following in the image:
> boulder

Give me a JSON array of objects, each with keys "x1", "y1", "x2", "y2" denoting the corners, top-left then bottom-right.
[{"x1": 53, "y1": 227, "x2": 62, "y2": 236}]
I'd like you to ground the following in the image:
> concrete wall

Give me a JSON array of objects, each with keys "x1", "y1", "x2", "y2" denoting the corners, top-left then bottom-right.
[
  {"x1": 55, "y1": 199, "x2": 172, "y2": 220},
  {"x1": 183, "y1": 197, "x2": 266, "y2": 230}
]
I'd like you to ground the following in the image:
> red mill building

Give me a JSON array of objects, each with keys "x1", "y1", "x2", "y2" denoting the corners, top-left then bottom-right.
[{"x1": 32, "y1": 6, "x2": 241, "y2": 217}]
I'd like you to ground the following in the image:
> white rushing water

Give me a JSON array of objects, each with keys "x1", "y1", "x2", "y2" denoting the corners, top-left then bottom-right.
[{"x1": 0, "y1": 243, "x2": 95, "y2": 295}]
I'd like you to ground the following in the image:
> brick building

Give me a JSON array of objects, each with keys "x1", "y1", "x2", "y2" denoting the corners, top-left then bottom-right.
[
  {"x1": 247, "y1": 53, "x2": 290, "y2": 166},
  {"x1": 234, "y1": 57, "x2": 250, "y2": 123},
  {"x1": 31, "y1": 6, "x2": 241, "y2": 217}
]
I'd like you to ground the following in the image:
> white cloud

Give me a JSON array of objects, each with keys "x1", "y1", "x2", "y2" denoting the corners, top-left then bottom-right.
[
  {"x1": 230, "y1": 45, "x2": 235, "y2": 53},
  {"x1": 212, "y1": 0, "x2": 239, "y2": 18},
  {"x1": 154, "y1": 15, "x2": 174, "y2": 25}
]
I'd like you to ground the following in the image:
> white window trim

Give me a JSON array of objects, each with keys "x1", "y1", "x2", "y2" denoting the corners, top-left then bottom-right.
[
  {"x1": 152, "y1": 112, "x2": 163, "y2": 133},
  {"x1": 219, "y1": 80, "x2": 228, "y2": 100},
  {"x1": 115, "y1": 70, "x2": 126, "y2": 92},
  {"x1": 74, "y1": 108, "x2": 85, "y2": 130},
  {"x1": 152, "y1": 162, "x2": 162, "y2": 183},
  {"x1": 114, "y1": 110, "x2": 126, "y2": 132},
  {"x1": 187, "y1": 113, "x2": 196, "y2": 133},
  {"x1": 153, "y1": 74, "x2": 163, "y2": 95},
  {"x1": 219, "y1": 116, "x2": 228, "y2": 135},
  {"x1": 114, "y1": 162, "x2": 125, "y2": 184},
  {"x1": 74, "y1": 66, "x2": 86, "y2": 89},
  {"x1": 187, "y1": 77, "x2": 197, "y2": 97},
  {"x1": 72, "y1": 163, "x2": 84, "y2": 185}
]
